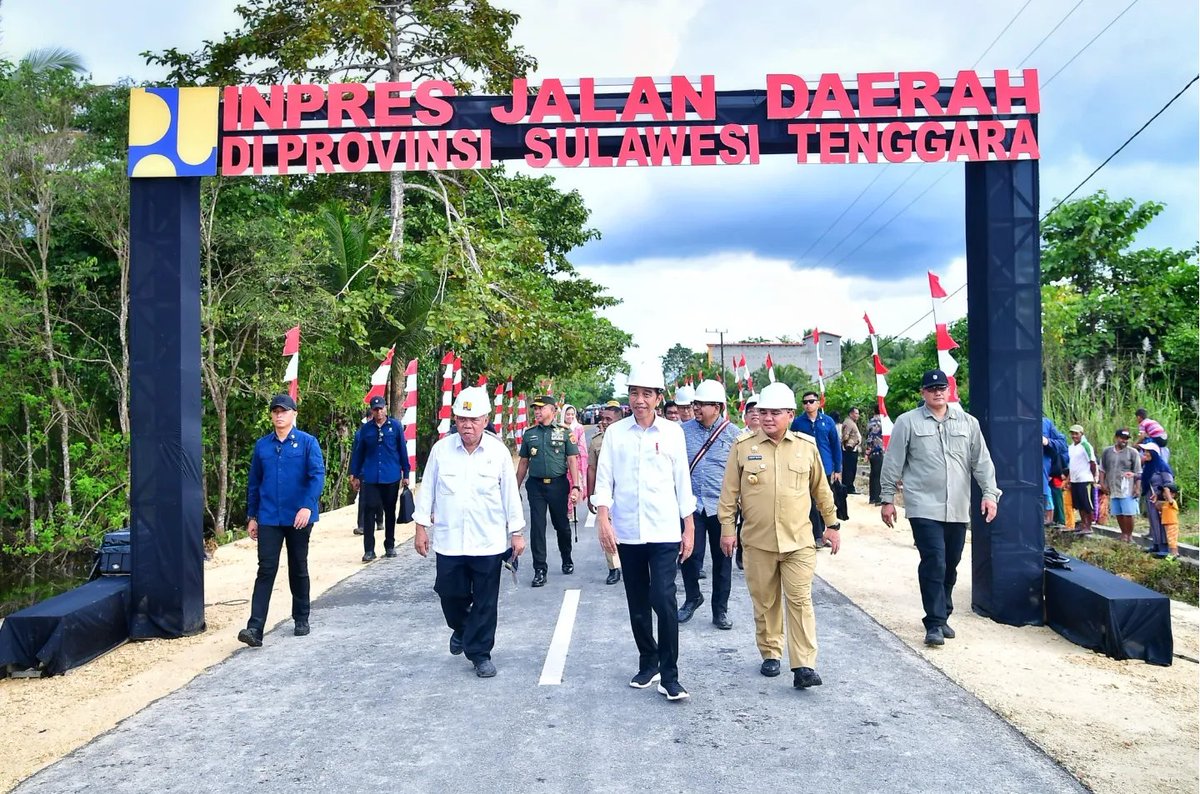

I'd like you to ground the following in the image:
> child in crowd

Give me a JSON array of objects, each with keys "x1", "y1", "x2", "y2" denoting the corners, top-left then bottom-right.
[{"x1": 1157, "y1": 484, "x2": 1180, "y2": 559}]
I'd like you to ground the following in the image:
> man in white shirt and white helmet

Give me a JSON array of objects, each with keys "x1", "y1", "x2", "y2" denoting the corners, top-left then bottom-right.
[
  {"x1": 413, "y1": 386, "x2": 525, "y2": 678},
  {"x1": 593, "y1": 363, "x2": 697, "y2": 701}
]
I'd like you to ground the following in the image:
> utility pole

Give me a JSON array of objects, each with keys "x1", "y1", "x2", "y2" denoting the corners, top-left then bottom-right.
[{"x1": 706, "y1": 328, "x2": 728, "y2": 385}]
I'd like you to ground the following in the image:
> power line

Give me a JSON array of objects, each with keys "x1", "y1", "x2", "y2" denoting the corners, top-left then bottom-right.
[
  {"x1": 820, "y1": 169, "x2": 921, "y2": 263},
  {"x1": 1016, "y1": 0, "x2": 1087, "y2": 66},
  {"x1": 972, "y1": 0, "x2": 1036, "y2": 69},
  {"x1": 1042, "y1": 73, "x2": 1199, "y2": 220},
  {"x1": 830, "y1": 170, "x2": 953, "y2": 270},
  {"x1": 796, "y1": 168, "x2": 888, "y2": 263},
  {"x1": 1042, "y1": 0, "x2": 1140, "y2": 88}
]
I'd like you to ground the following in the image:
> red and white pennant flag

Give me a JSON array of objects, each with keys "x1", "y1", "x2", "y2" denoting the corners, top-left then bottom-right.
[
  {"x1": 492, "y1": 381, "x2": 505, "y2": 435},
  {"x1": 515, "y1": 393, "x2": 527, "y2": 445},
  {"x1": 765, "y1": 353, "x2": 776, "y2": 384},
  {"x1": 812, "y1": 329, "x2": 826, "y2": 407},
  {"x1": 452, "y1": 356, "x2": 463, "y2": 398},
  {"x1": 863, "y1": 313, "x2": 894, "y2": 449},
  {"x1": 504, "y1": 379, "x2": 515, "y2": 438},
  {"x1": 400, "y1": 358, "x2": 418, "y2": 474},
  {"x1": 927, "y1": 271, "x2": 961, "y2": 402},
  {"x1": 363, "y1": 346, "x2": 394, "y2": 405},
  {"x1": 282, "y1": 325, "x2": 301, "y2": 402},
  {"x1": 437, "y1": 351, "x2": 455, "y2": 438}
]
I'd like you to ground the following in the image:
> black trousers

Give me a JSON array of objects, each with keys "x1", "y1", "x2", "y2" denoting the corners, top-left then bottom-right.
[
  {"x1": 909, "y1": 517, "x2": 967, "y2": 630},
  {"x1": 682, "y1": 511, "x2": 731, "y2": 616},
  {"x1": 617, "y1": 542, "x2": 681, "y2": 685},
  {"x1": 361, "y1": 480, "x2": 399, "y2": 553},
  {"x1": 526, "y1": 476, "x2": 572, "y2": 572},
  {"x1": 868, "y1": 451, "x2": 883, "y2": 503},
  {"x1": 842, "y1": 449, "x2": 859, "y2": 492},
  {"x1": 248, "y1": 523, "x2": 312, "y2": 633},
  {"x1": 435, "y1": 552, "x2": 504, "y2": 663},
  {"x1": 357, "y1": 491, "x2": 381, "y2": 531}
]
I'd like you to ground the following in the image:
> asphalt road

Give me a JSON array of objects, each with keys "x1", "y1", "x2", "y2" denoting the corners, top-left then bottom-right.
[{"x1": 18, "y1": 469, "x2": 1084, "y2": 793}]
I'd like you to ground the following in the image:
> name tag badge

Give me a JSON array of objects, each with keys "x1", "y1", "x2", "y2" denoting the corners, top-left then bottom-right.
[{"x1": 748, "y1": 454, "x2": 763, "y2": 461}]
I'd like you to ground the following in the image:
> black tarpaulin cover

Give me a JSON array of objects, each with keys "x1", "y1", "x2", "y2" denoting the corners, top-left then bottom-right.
[
  {"x1": 1044, "y1": 555, "x2": 1173, "y2": 666},
  {"x1": 0, "y1": 577, "x2": 130, "y2": 676}
]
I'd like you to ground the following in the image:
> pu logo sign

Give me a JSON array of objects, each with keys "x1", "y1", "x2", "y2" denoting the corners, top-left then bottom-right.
[{"x1": 127, "y1": 87, "x2": 220, "y2": 177}]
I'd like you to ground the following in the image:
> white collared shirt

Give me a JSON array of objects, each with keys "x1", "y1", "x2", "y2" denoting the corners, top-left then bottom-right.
[
  {"x1": 592, "y1": 415, "x2": 696, "y2": 544},
  {"x1": 413, "y1": 432, "x2": 524, "y2": 556}
]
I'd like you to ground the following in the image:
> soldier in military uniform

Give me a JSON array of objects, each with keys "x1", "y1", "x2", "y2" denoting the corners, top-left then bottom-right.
[
  {"x1": 718, "y1": 382, "x2": 841, "y2": 690},
  {"x1": 516, "y1": 394, "x2": 582, "y2": 587},
  {"x1": 587, "y1": 401, "x2": 625, "y2": 585}
]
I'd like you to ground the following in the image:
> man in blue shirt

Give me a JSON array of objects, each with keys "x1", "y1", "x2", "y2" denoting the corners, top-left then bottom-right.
[
  {"x1": 790, "y1": 391, "x2": 842, "y2": 544},
  {"x1": 350, "y1": 395, "x2": 411, "y2": 562},
  {"x1": 679, "y1": 380, "x2": 742, "y2": 630},
  {"x1": 238, "y1": 394, "x2": 326, "y2": 647}
]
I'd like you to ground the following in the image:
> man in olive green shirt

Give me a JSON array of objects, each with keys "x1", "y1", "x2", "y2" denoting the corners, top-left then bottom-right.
[
  {"x1": 718, "y1": 383, "x2": 840, "y2": 690},
  {"x1": 879, "y1": 369, "x2": 1001, "y2": 647},
  {"x1": 516, "y1": 395, "x2": 581, "y2": 587}
]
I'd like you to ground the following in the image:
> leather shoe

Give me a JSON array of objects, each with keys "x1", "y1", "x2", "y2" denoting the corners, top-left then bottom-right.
[
  {"x1": 712, "y1": 613, "x2": 732, "y2": 630},
  {"x1": 237, "y1": 628, "x2": 262, "y2": 647},
  {"x1": 605, "y1": 568, "x2": 622, "y2": 585},
  {"x1": 449, "y1": 631, "x2": 464, "y2": 655},
  {"x1": 793, "y1": 667, "x2": 823, "y2": 688},
  {"x1": 760, "y1": 659, "x2": 781, "y2": 677},
  {"x1": 474, "y1": 659, "x2": 497, "y2": 678},
  {"x1": 362, "y1": 551, "x2": 376, "y2": 562},
  {"x1": 677, "y1": 595, "x2": 703, "y2": 623},
  {"x1": 353, "y1": 526, "x2": 364, "y2": 536},
  {"x1": 924, "y1": 626, "x2": 944, "y2": 646},
  {"x1": 293, "y1": 620, "x2": 309, "y2": 637},
  {"x1": 384, "y1": 548, "x2": 397, "y2": 558},
  {"x1": 941, "y1": 623, "x2": 956, "y2": 639},
  {"x1": 562, "y1": 561, "x2": 574, "y2": 575},
  {"x1": 531, "y1": 570, "x2": 547, "y2": 588}
]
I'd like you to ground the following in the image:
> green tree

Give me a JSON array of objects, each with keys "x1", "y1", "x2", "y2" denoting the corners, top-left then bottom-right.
[{"x1": 661, "y1": 343, "x2": 696, "y2": 385}]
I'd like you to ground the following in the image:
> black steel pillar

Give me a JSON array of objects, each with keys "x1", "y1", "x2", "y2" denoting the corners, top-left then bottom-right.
[
  {"x1": 965, "y1": 159, "x2": 1044, "y2": 626},
  {"x1": 128, "y1": 177, "x2": 206, "y2": 638}
]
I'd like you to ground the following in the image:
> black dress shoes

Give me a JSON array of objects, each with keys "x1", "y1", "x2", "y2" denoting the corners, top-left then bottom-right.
[
  {"x1": 474, "y1": 659, "x2": 497, "y2": 678},
  {"x1": 793, "y1": 667, "x2": 823, "y2": 688},
  {"x1": 237, "y1": 628, "x2": 262, "y2": 647},
  {"x1": 940, "y1": 623, "x2": 955, "y2": 639},
  {"x1": 924, "y1": 626, "x2": 945, "y2": 646},
  {"x1": 605, "y1": 568, "x2": 622, "y2": 585},
  {"x1": 531, "y1": 570, "x2": 547, "y2": 587},
  {"x1": 760, "y1": 659, "x2": 781, "y2": 677},
  {"x1": 677, "y1": 595, "x2": 704, "y2": 623},
  {"x1": 353, "y1": 526, "x2": 364, "y2": 535},
  {"x1": 712, "y1": 613, "x2": 732, "y2": 630},
  {"x1": 293, "y1": 620, "x2": 310, "y2": 637},
  {"x1": 384, "y1": 548, "x2": 397, "y2": 558},
  {"x1": 361, "y1": 551, "x2": 376, "y2": 562},
  {"x1": 562, "y1": 561, "x2": 574, "y2": 575}
]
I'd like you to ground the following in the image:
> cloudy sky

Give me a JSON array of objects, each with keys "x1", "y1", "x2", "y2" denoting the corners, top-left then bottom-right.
[{"x1": 3, "y1": 0, "x2": 1197, "y2": 369}]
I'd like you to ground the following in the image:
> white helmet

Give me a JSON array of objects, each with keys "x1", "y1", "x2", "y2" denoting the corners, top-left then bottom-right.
[
  {"x1": 452, "y1": 386, "x2": 491, "y2": 418},
  {"x1": 626, "y1": 363, "x2": 665, "y2": 391},
  {"x1": 693, "y1": 379, "x2": 726, "y2": 404},
  {"x1": 674, "y1": 385, "x2": 695, "y2": 405},
  {"x1": 744, "y1": 392, "x2": 761, "y2": 408},
  {"x1": 757, "y1": 382, "x2": 796, "y2": 410}
]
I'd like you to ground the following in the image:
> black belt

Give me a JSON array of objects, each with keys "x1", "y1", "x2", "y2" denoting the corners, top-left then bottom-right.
[{"x1": 535, "y1": 475, "x2": 565, "y2": 484}]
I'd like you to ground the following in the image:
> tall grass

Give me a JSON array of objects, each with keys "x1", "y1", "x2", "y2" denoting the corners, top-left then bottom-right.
[{"x1": 1043, "y1": 356, "x2": 1196, "y2": 517}]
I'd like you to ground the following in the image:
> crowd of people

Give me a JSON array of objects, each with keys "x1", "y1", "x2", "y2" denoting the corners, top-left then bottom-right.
[
  {"x1": 232, "y1": 369, "x2": 1183, "y2": 695},
  {"x1": 1041, "y1": 409, "x2": 1181, "y2": 558}
]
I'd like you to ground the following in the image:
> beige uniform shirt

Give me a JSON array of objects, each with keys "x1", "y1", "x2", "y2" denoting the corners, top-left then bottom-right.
[
  {"x1": 587, "y1": 428, "x2": 605, "y2": 472},
  {"x1": 717, "y1": 430, "x2": 838, "y2": 553}
]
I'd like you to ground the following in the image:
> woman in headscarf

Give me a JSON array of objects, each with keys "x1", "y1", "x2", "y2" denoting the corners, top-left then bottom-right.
[
  {"x1": 1139, "y1": 441, "x2": 1175, "y2": 555},
  {"x1": 563, "y1": 404, "x2": 588, "y2": 496}
]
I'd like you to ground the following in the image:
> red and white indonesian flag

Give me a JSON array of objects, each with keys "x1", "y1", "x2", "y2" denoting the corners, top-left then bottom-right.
[
  {"x1": 812, "y1": 328, "x2": 826, "y2": 407},
  {"x1": 401, "y1": 358, "x2": 418, "y2": 474},
  {"x1": 363, "y1": 346, "x2": 394, "y2": 405},
  {"x1": 765, "y1": 353, "x2": 776, "y2": 384},
  {"x1": 452, "y1": 356, "x2": 463, "y2": 398},
  {"x1": 282, "y1": 325, "x2": 301, "y2": 402},
  {"x1": 504, "y1": 379, "x2": 515, "y2": 438},
  {"x1": 437, "y1": 351, "x2": 455, "y2": 437},
  {"x1": 927, "y1": 271, "x2": 961, "y2": 402},
  {"x1": 863, "y1": 312, "x2": 894, "y2": 448}
]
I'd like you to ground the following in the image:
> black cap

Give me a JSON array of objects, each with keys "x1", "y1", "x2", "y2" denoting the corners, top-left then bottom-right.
[
  {"x1": 920, "y1": 369, "x2": 950, "y2": 389},
  {"x1": 1115, "y1": 428, "x2": 1131, "y2": 438},
  {"x1": 530, "y1": 394, "x2": 555, "y2": 408},
  {"x1": 369, "y1": 395, "x2": 386, "y2": 409},
  {"x1": 269, "y1": 394, "x2": 296, "y2": 411}
]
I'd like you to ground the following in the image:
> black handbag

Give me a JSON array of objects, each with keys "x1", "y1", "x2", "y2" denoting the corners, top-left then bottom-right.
[{"x1": 398, "y1": 485, "x2": 415, "y2": 523}]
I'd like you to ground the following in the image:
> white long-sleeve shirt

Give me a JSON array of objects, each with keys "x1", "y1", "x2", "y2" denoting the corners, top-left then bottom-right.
[
  {"x1": 413, "y1": 432, "x2": 525, "y2": 556},
  {"x1": 591, "y1": 415, "x2": 696, "y2": 544}
]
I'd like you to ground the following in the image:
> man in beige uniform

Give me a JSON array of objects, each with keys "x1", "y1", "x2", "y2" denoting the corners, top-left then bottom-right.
[
  {"x1": 587, "y1": 401, "x2": 624, "y2": 584},
  {"x1": 718, "y1": 382, "x2": 840, "y2": 690}
]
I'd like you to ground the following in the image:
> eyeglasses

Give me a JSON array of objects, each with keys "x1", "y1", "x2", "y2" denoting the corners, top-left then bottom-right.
[{"x1": 802, "y1": 399, "x2": 818, "y2": 404}]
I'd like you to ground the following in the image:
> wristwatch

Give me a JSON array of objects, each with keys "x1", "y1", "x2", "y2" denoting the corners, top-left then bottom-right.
[{"x1": 827, "y1": 523, "x2": 841, "y2": 531}]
